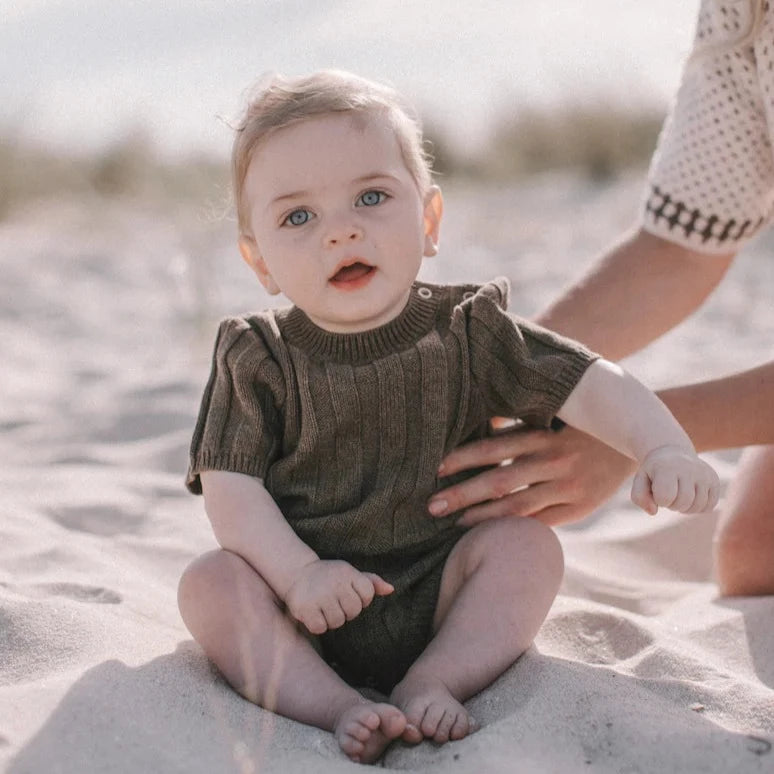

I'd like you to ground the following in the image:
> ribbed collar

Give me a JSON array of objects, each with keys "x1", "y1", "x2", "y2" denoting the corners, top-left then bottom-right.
[{"x1": 280, "y1": 282, "x2": 441, "y2": 364}]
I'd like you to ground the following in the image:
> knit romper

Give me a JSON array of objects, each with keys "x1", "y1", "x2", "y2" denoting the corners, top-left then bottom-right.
[{"x1": 187, "y1": 278, "x2": 596, "y2": 691}]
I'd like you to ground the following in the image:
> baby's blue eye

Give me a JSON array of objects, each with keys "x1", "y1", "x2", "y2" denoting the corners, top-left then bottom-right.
[
  {"x1": 284, "y1": 209, "x2": 312, "y2": 226},
  {"x1": 357, "y1": 190, "x2": 387, "y2": 207}
]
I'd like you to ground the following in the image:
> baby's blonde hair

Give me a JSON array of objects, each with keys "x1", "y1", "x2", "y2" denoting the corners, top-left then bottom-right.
[{"x1": 231, "y1": 70, "x2": 433, "y2": 237}]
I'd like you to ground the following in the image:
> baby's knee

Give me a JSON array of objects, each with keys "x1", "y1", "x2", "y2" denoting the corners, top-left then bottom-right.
[
  {"x1": 178, "y1": 549, "x2": 226, "y2": 618},
  {"x1": 478, "y1": 515, "x2": 561, "y2": 552},
  {"x1": 467, "y1": 517, "x2": 564, "y2": 577},
  {"x1": 178, "y1": 549, "x2": 271, "y2": 620}
]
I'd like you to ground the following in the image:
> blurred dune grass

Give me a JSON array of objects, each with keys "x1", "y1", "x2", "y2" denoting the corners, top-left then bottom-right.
[
  {"x1": 0, "y1": 129, "x2": 230, "y2": 220},
  {"x1": 0, "y1": 102, "x2": 665, "y2": 219}
]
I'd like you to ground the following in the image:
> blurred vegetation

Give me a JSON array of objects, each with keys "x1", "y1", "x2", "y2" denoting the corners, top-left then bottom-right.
[
  {"x1": 427, "y1": 102, "x2": 665, "y2": 183},
  {"x1": 0, "y1": 129, "x2": 230, "y2": 220},
  {"x1": 0, "y1": 103, "x2": 664, "y2": 220}
]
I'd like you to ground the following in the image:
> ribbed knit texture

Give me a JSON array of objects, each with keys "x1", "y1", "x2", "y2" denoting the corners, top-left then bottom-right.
[
  {"x1": 186, "y1": 278, "x2": 597, "y2": 689},
  {"x1": 642, "y1": 0, "x2": 774, "y2": 253}
]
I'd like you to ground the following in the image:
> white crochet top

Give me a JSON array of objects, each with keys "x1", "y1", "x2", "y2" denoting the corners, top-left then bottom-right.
[{"x1": 642, "y1": 0, "x2": 774, "y2": 254}]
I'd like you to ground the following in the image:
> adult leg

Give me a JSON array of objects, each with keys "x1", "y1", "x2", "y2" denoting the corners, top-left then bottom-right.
[
  {"x1": 390, "y1": 517, "x2": 563, "y2": 743},
  {"x1": 178, "y1": 549, "x2": 406, "y2": 763},
  {"x1": 714, "y1": 445, "x2": 774, "y2": 596}
]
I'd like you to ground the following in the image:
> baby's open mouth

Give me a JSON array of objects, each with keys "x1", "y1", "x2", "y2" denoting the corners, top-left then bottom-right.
[{"x1": 330, "y1": 262, "x2": 376, "y2": 285}]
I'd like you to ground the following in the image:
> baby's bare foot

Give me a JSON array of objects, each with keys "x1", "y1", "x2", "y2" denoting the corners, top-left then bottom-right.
[
  {"x1": 334, "y1": 701, "x2": 406, "y2": 764},
  {"x1": 390, "y1": 672, "x2": 475, "y2": 744}
]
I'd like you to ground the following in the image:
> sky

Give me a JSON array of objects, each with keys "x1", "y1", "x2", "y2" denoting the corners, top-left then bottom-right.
[{"x1": 2, "y1": 0, "x2": 701, "y2": 158}]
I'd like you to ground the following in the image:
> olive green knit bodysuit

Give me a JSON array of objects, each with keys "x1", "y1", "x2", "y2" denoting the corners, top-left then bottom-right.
[{"x1": 187, "y1": 278, "x2": 596, "y2": 691}]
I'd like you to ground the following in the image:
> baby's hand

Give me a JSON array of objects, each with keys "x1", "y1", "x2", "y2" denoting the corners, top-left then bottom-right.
[
  {"x1": 283, "y1": 559, "x2": 393, "y2": 635},
  {"x1": 631, "y1": 445, "x2": 720, "y2": 515}
]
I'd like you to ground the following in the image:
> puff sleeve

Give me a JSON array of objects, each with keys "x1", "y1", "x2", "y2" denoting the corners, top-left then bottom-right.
[
  {"x1": 186, "y1": 317, "x2": 285, "y2": 494},
  {"x1": 465, "y1": 279, "x2": 598, "y2": 428}
]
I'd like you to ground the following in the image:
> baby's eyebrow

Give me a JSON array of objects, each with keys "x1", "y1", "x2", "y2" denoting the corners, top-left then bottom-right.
[
  {"x1": 268, "y1": 190, "x2": 310, "y2": 208},
  {"x1": 354, "y1": 172, "x2": 401, "y2": 185},
  {"x1": 267, "y1": 172, "x2": 402, "y2": 210}
]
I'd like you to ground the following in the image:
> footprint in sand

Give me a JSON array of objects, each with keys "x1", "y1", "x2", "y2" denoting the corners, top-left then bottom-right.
[
  {"x1": 94, "y1": 409, "x2": 192, "y2": 443},
  {"x1": 47, "y1": 504, "x2": 144, "y2": 537},
  {"x1": 547, "y1": 610, "x2": 655, "y2": 664},
  {"x1": 2, "y1": 581, "x2": 122, "y2": 605},
  {"x1": 36, "y1": 583, "x2": 122, "y2": 605}
]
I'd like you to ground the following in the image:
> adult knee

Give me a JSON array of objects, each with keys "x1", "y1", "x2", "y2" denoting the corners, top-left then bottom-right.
[{"x1": 714, "y1": 526, "x2": 774, "y2": 596}]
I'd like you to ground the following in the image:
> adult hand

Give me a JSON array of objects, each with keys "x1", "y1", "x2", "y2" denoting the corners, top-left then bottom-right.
[
  {"x1": 284, "y1": 559, "x2": 393, "y2": 635},
  {"x1": 428, "y1": 424, "x2": 636, "y2": 527}
]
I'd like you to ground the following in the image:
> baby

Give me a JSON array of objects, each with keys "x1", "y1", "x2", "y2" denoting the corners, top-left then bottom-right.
[{"x1": 179, "y1": 70, "x2": 720, "y2": 764}]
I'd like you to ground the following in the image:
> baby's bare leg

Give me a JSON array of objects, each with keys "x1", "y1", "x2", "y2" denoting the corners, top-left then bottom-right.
[
  {"x1": 714, "y1": 445, "x2": 774, "y2": 596},
  {"x1": 391, "y1": 517, "x2": 563, "y2": 744},
  {"x1": 178, "y1": 549, "x2": 405, "y2": 763}
]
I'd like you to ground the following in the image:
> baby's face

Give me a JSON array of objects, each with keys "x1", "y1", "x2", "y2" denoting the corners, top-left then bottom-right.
[{"x1": 238, "y1": 112, "x2": 441, "y2": 333}]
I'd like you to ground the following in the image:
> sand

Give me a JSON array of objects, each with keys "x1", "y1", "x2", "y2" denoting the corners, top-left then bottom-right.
[{"x1": 1, "y1": 173, "x2": 773, "y2": 772}]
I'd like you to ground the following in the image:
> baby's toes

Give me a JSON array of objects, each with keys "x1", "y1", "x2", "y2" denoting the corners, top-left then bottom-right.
[
  {"x1": 345, "y1": 718, "x2": 375, "y2": 743},
  {"x1": 401, "y1": 699, "x2": 428, "y2": 739},
  {"x1": 338, "y1": 729, "x2": 366, "y2": 761},
  {"x1": 401, "y1": 720, "x2": 424, "y2": 744},
  {"x1": 420, "y1": 702, "x2": 447, "y2": 739},
  {"x1": 375, "y1": 703, "x2": 407, "y2": 739},
  {"x1": 432, "y1": 710, "x2": 457, "y2": 743},
  {"x1": 449, "y1": 710, "x2": 473, "y2": 741}
]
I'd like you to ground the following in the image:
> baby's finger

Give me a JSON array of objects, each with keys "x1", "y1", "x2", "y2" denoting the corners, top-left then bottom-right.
[
  {"x1": 339, "y1": 587, "x2": 365, "y2": 621},
  {"x1": 363, "y1": 572, "x2": 394, "y2": 597},
  {"x1": 321, "y1": 600, "x2": 347, "y2": 630},
  {"x1": 651, "y1": 472, "x2": 679, "y2": 509},
  {"x1": 351, "y1": 574, "x2": 376, "y2": 608},
  {"x1": 670, "y1": 480, "x2": 699, "y2": 513},
  {"x1": 631, "y1": 471, "x2": 657, "y2": 515},
  {"x1": 687, "y1": 485, "x2": 709, "y2": 514}
]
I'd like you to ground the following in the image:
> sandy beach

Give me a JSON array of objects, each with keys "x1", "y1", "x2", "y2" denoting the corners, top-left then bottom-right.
[{"x1": 2, "y1": 171, "x2": 773, "y2": 772}]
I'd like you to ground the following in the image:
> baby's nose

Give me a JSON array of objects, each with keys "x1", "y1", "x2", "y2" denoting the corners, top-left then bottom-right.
[{"x1": 325, "y1": 222, "x2": 364, "y2": 247}]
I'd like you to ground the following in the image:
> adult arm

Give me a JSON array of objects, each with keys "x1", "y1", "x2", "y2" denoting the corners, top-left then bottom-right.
[
  {"x1": 433, "y1": 0, "x2": 774, "y2": 524},
  {"x1": 429, "y1": 230, "x2": 736, "y2": 525},
  {"x1": 536, "y1": 228, "x2": 734, "y2": 359},
  {"x1": 659, "y1": 361, "x2": 774, "y2": 452}
]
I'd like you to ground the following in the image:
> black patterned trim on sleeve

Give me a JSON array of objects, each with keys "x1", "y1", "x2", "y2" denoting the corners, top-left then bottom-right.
[{"x1": 644, "y1": 184, "x2": 763, "y2": 248}]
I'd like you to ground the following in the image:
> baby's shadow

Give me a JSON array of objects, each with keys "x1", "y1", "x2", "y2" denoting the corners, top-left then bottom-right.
[
  {"x1": 10, "y1": 639, "x2": 773, "y2": 773},
  {"x1": 7, "y1": 642, "x2": 340, "y2": 774}
]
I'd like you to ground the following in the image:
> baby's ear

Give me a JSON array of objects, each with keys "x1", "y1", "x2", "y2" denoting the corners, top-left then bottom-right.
[
  {"x1": 238, "y1": 236, "x2": 281, "y2": 295},
  {"x1": 422, "y1": 185, "x2": 443, "y2": 257}
]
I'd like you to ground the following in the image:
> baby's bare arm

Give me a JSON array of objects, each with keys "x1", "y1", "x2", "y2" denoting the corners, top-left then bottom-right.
[
  {"x1": 557, "y1": 360, "x2": 719, "y2": 514},
  {"x1": 201, "y1": 470, "x2": 318, "y2": 598},
  {"x1": 200, "y1": 471, "x2": 391, "y2": 632}
]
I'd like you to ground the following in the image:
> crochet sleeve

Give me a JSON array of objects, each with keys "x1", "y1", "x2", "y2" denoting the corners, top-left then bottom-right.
[
  {"x1": 641, "y1": 0, "x2": 774, "y2": 253},
  {"x1": 465, "y1": 279, "x2": 599, "y2": 428},
  {"x1": 186, "y1": 316, "x2": 285, "y2": 494}
]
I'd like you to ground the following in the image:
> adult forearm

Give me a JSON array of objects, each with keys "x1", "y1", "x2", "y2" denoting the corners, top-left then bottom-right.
[
  {"x1": 535, "y1": 228, "x2": 734, "y2": 360},
  {"x1": 658, "y1": 361, "x2": 774, "y2": 452}
]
